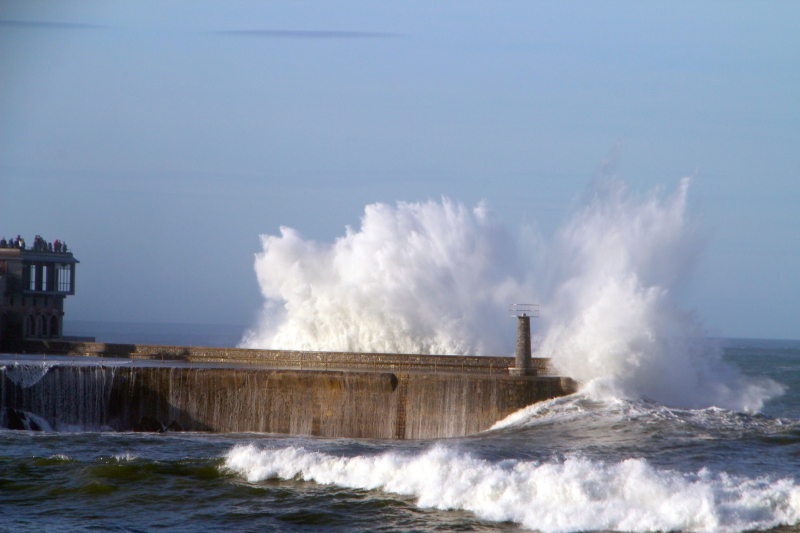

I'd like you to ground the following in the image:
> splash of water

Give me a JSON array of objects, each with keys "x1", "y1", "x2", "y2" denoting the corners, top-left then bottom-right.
[
  {"x1": 241, "y1": 177, "x2": 782, "y2": 411},
  {"x1": 241, "y1": 199, "x2": 525, "y2": 355},
  {"x1": 538, "y1": 178, "x2": 782, "y2": 411}
]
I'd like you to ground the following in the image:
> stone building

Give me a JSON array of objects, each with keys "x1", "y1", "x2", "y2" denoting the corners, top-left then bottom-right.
[{"x1": 0, "y1": 243, "x2": 78, "y2": 350}]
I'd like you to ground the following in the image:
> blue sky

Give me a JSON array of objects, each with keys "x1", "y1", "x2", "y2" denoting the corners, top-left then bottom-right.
[{"x1": 1, "y1": 1, "x2": 798, "y2": 340}]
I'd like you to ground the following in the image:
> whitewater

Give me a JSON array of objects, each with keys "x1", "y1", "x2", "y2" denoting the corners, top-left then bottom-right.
[{"x1": 224, "y1": 395, "x2": 800, "y2": 533}]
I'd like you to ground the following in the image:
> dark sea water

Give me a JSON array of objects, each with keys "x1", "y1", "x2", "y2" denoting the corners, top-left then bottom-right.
[{"x1": 2, "y1": 338, "x2": 800, "y2": 532}]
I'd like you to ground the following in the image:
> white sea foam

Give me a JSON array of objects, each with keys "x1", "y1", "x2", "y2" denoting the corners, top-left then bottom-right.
[
  {"x1": 240, "y1": 177, "x2": 782, "y2": 411},
  {"x1": 47, "y1": 454, "x2": 74, "y2": 462},
  {"x1": 224, "y1": 443, "x2": 800, "y2": 533}
]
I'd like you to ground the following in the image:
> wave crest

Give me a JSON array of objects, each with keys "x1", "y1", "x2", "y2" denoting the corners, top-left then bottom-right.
[{"x1": 224, "y1": 443, "x2": 800, "y2": 533}]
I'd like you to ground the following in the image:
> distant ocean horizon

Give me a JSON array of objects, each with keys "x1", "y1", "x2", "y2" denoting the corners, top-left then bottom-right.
[{"x1": 62, "y1": 320, "x2": 249, "y2": 348}]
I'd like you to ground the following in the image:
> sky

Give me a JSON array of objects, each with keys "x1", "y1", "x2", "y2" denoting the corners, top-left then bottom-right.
[{"x1": 1, "y1": 1, "x2": 798, "y2": 340}]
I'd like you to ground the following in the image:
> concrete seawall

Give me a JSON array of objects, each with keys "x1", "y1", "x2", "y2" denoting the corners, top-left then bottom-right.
[{"x1": 2, "y1": 342, "x2": 576, "y2": 439}]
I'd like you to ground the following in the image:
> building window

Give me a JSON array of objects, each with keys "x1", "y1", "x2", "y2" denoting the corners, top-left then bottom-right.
[
  {"x1": 42, "y1": 264, "x2": 49, "y2": 291},
  {"x1": 29, "y1": 264, "x2": 37, "y2": 291},
  {"x1": 50, "y1": 316, "x2": 59, "y2": 338},
  {"x1": 57, "y1": 264, "x2": 72, "y2": 292},
  {"x1": 26, "y1": 315, "x2": 35, "y2": 337}
]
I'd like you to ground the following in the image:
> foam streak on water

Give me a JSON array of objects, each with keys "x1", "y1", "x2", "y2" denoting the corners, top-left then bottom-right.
[{"x1": 224, "y1": 443, "x2": 800, "y2": 533}]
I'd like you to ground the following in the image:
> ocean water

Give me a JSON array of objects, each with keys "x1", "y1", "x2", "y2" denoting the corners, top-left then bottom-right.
[
  {"x1": 63, "y1": 320, "x2": 246, "y2": 348},
  {"x1": 1, "y1": 338, "x2": 799, "y2": 533}
]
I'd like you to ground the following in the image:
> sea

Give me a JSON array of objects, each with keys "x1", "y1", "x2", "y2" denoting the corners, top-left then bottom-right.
[{"x1": 2, "y1": 327, "x2": 800, "y2": 533}]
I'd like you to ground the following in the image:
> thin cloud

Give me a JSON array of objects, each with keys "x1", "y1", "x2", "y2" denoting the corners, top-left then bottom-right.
[
  {"x1": 0, "y1": 19, "x2": 107, "y2": 30},
  {"x1": 0, "y1": 21, "x2": 394, "y2": 38},
  {"x1": 212, "y1": 29, "x2": 397, "y2": 39}
]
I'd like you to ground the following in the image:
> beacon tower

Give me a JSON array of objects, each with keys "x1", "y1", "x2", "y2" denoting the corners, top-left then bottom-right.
[{"x1": 509, "y1": 303, "x2": 539, "y2": 376}]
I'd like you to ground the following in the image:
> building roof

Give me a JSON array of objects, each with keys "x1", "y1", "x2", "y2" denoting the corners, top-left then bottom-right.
[{"x1": 0, "y1": 249, "x2": 79, "y2": 264}]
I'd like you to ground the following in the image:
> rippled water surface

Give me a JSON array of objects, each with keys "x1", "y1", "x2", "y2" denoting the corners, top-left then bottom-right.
[{"x1": 2, "y1": 340, "x2": 800, "y2": 532}]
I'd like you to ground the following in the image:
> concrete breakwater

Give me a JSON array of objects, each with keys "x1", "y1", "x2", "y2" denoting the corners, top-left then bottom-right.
[{"x1": 2, "y1": 342, "x2": 577, "y2": 439}]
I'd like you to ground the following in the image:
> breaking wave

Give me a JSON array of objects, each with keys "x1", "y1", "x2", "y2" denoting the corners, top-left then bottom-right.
[
  {"x1": 240, "y1": 176, "x2": 782, "y2": 411},
  {"x1": 224, "y1": 443, "x2": 800, "y2": 533},
  {"x1": 489, "y1": 387, "x2": 800, "y2": 444}
]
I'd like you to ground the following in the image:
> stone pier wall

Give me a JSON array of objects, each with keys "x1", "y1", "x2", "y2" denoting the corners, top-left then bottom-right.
[
  {"x1": 2, "y1": 341, "x2": 575, "y2": 439},
  {"x1": 1, "y1": 365, "x2": 577, "y2": 439},
  {"x1": 18, "y1": 340, "x2": 556, "y2": 375}
]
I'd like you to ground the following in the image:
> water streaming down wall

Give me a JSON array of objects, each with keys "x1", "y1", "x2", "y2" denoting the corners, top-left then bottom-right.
[
  {"x1": 1, "y1": 365, "x2": 118, "y2": 430},
  {"x1": 1, "y1": 364, "x2": 575, "y2": 438}
]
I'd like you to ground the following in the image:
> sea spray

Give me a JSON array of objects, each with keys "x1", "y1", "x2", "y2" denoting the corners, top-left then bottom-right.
[
  {"x1": 241, "y1": 199, "x2": 526, "y2": 355},
  {"x1": 539, "y1": 177, "x2": 783, "y2": 411},
  {"x1": 241, "y1": 177, "x2": 783, "y2": 411},
  {"x1": 223, "y1": 443, "x2": 800, "y2": 533},
  {"x1": 538, "y1": 176, "x2": 698, "y2": 392}
]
